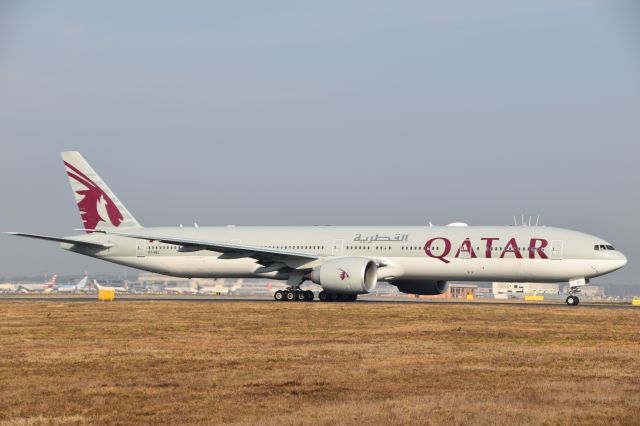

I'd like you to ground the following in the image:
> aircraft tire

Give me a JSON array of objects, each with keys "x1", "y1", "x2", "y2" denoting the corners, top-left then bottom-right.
[
  {"x1": 286, "y1": 291, "x2": 295, "y2": 302},
  {"x1": 274, "y1": 290, "x2": 284, "y2": 301},
  {"x1": 305, "y1": 291, "x2": 314, "y2": 301},
  {"x1": 296, "y1": 292, "x2": 306, "y2": 302},
  {"x1": 566, "y1": 295, "x2": 579, "y2": 306},
  {"x1": 319, "y1": 291, "x2": 329, "y2": 302}
]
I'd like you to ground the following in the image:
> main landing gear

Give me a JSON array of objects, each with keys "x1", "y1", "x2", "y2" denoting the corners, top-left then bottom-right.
[
  {"x1": 274, "y1": 271, "x2": 314, "y2": 302},
  {"x1": 273, "y1": 272, "x2": 358, "y2": 302},
  {"x1": 274, "y1": 289, "x2": 315, "y2": 302},
  {"x1": 272, "y1": 289, "x2": 358, "y2": 302}
]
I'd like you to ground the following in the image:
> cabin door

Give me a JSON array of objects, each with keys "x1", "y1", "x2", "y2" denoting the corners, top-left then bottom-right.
[
  {"x1": 332, "y1": 239, "x2": 344, "y2": 256},
  {"x1": 550, "y1": 240, "x2": 563, "y2": 260},
  {"x1": 136, "y1": 241, "x2": 147, "y2": 257}
]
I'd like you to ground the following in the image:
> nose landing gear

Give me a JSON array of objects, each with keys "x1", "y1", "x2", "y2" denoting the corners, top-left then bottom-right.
[
  {"x1": 565, "y1": 295, "x2": 580, "y2": 306},
  {"x1": 565, "y1": 278, "x2": 587, "y2": 306}
]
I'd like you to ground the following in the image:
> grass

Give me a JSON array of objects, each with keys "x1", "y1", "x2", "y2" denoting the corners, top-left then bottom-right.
[{"x1": 0, "y1": 301, "x2": 639, "y2": 425}]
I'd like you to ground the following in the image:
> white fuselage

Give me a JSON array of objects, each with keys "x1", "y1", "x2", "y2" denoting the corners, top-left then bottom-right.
[{"x1": 62, "y1": 225, "x2": 627, "y2": 283}]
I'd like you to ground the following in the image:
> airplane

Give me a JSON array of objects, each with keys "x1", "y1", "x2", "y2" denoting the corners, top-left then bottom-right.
[
  {"x1": 0, "y1": 275, "x2": 58, "y2": 293},
  {"x1": 92, "y1": 280, "x2": 128, "y2": 294},
  {"x1": 42, "y1": 274, "x2": 58, "y2": 289},
  {"x1": 164, "y1": 284, "x2": 198, "y2": 295},
  {"x1": 15, "y1": 275, "x2": 58, "y2": 293},
  {"x1": 195, "y1": 283, "x2": 237, "y2": 295},
  {"x1": 50, "y1": 276, "x2": 89, "y2": 293},
  {"x1": 5, "y1": 152, "x2": 627, "y2": 306}
]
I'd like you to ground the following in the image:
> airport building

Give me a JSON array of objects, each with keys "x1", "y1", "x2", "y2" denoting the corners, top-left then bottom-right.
[
  {"x1": 412, "y1": 283, "x2": 478, "y2": 300},
  {"x1": 492, "y1": 282, "x2": 559, "y2": 299},
  {"x1": 562, "y1": 285, "x2": 606, "y2": 298}
]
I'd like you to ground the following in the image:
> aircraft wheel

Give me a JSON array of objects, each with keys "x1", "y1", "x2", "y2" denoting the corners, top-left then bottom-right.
[
  {"x1": 274, "y1": 290, "x2": 284, "y2": 301},
  {"x1": 296, "y1": 291, "x2": 307, "y2": 302},
  {"x1": 574, "y1": 296, "x2": 580, "y2": 306},
  {"x1": 566, "y1": 295, "x2": 579, "y2": 306},
  {"x1": 319, "y1": 291, "x2": 328, "y2": 302},
  {"x1": 305, "y1": 291, "x2": 314, "y2": 301},
  {"x1": 286, "y1": 291, "x2": 295, "y2": 302}
]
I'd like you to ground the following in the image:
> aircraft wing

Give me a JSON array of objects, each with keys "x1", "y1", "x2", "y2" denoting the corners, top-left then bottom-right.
[
  {"x1": 105, "y1": 230, "x2": 319, "y2": 263},
  {"x1": 4, "y1": 232, "x2": 112, "y2": 249}
]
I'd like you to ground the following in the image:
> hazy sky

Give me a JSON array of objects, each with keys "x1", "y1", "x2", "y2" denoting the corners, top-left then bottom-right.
[{"x1": 1, "y1": 1, "x2": 638, "y2": 285}]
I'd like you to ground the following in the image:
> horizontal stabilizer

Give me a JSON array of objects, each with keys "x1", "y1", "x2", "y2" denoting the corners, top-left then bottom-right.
[{"x1": 4, "y1": 232, "x2": 112, "y2": 248}]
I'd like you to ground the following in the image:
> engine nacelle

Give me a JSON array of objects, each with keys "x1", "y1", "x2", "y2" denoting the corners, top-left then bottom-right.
[
  {"x1": 391, "y1": 280, "x2": 448, "y2": 295},
  {"x1": 310, "y1": 257, "x2": 378, "y2": 294}
]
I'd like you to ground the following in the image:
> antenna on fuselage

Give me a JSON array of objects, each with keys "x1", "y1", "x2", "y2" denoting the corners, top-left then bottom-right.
[{"x1": 194, "y1": 222, "x2": 198, "y2": 228}]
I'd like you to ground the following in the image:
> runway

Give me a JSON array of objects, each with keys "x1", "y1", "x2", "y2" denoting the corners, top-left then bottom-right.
[{"x1": 0, "y1": 294, "x2": 637, "y2": 309}]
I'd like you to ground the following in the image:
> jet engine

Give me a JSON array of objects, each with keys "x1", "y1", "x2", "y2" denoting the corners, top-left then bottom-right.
[
  {"x1": 391, "y1": 280, "x2": 448, "y2": 295},
  {"x1": 310, "y1": 257, "x2": 378, "y2": 294}
]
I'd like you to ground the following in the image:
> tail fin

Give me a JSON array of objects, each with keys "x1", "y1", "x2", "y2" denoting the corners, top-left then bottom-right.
[
  {"x1": 62, "y1": 152, "x2": 142, "y2": 232},
  {"x1": 76, "y1": 276, "x2": 89, "y2": 290}
]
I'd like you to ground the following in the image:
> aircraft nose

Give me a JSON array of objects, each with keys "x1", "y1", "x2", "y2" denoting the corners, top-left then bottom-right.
[
  {"x1": 611, "y1": 251, "x2": 628, "y2": 271},
  {"x1": 620, "y1": 252, "x2": 628, "y2": 267}
]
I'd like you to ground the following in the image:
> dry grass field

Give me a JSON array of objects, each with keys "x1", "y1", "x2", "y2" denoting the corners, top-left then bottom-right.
[{"x1": 0, "y1": 301, "x2": 639, "y2": 425}]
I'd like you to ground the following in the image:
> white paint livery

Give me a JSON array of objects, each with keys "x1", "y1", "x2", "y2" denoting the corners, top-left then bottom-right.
[{"x1": 5, "y1": 152, "x2": 627, "y2": 305}]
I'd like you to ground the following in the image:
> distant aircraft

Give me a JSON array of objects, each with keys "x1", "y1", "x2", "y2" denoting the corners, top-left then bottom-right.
[
  {"x1": 93, "y1": 280, "x2": 128, "y2": 294},
  {"x1": 5, "y1": 152, "x2": 627, "y2": 306},
  {"x1": 50, "y1": 276, "x2": 89, "y2": 293},
  {"x1": 195, "y1": 282, "x2": 241, "y2": 295},
  {"x1": 42, "y1": 274, "x2": 57, "y2": 289},
  {"x1": 164, "y1": 284, "x2": 198, "y2": 295}
]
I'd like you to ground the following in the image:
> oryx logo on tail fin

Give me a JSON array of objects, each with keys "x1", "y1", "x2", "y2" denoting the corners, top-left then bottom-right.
[
  {"x1": 62, "y1": 152, "x2": 142, "y2": 232},
  {"x1": 64, "y1": 161, "x2": 123, "y2": 230}
]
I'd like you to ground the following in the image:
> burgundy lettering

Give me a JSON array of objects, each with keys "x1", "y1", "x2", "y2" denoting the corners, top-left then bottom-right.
[
  {"x1": 424, "y1": 237, "x2": 452, "y2": 264},
  {"x1": 529, "y1": 238, "x2": 549, "y2": 259},
  {"x1": 481, "y1": 237, "x2": 499, "y2": 258},
  {"x1": 455, "y1": 238, "x2": 477, "y2": 258},
  {"x1": 500, "y1": 238, "x2": 523, "y2": 259}
]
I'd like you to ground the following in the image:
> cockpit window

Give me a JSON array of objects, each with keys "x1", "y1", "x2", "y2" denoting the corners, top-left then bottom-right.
[
  {"x1": 594, "y1": 244, "x2": 616, "y2": 251},
  {"x1": 606, "y1": 245, "x2": 615, "y2": 250},
  {"x1": 594, "y1": 245, "x2": 599, "y2": 251},
  {"x1": 600, "y1": 245, "x2": 607, "y2": 250}
]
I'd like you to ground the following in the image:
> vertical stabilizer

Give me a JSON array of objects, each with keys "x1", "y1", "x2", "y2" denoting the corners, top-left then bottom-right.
[{"x1": 62, "y1": 152, "x2": 142, "y2": 232}]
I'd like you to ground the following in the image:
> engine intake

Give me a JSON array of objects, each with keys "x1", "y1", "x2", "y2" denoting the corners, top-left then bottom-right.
[
  {"x1": 311, "y1": 257, "x2": 378, "y2": 294},
  {"x1": 391, "y1": 280, "x2": 448, "y2": 295}
]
